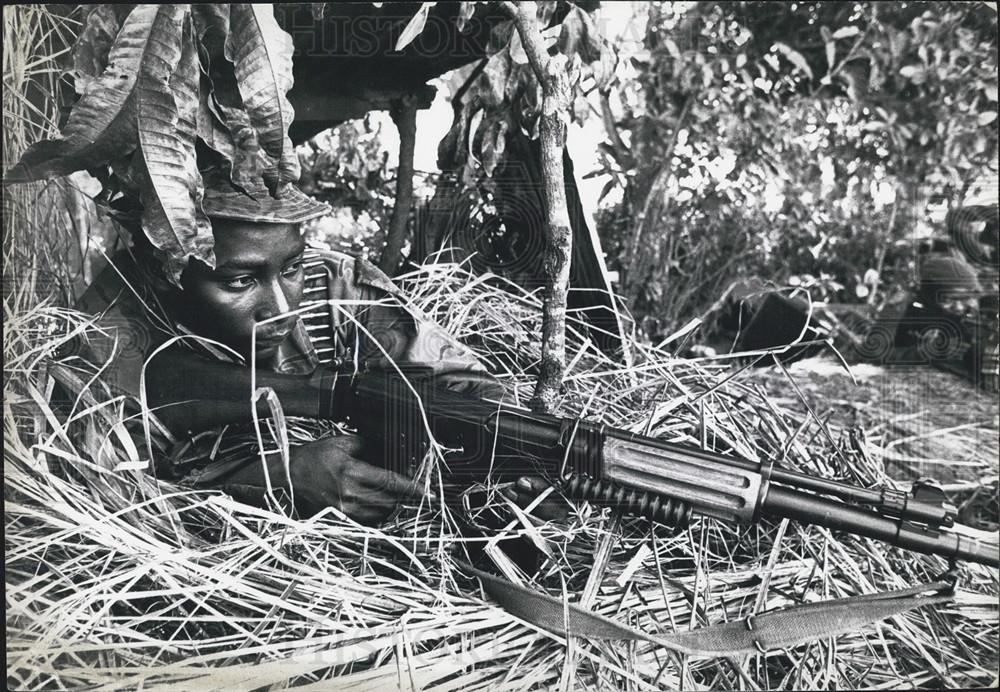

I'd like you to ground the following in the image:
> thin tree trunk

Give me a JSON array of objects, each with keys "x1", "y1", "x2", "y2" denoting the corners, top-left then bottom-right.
[
  {"x1": 503, "y1": 1, "x2": 572, "y2": 414},
  {"x1": 379, "y1": 95, "x2": 418, "y2": 276}
]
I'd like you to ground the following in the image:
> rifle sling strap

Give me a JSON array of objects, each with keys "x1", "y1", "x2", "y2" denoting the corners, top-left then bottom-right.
[{"x1": 462, "y1": 562, "x2": 953, "y2": 657}]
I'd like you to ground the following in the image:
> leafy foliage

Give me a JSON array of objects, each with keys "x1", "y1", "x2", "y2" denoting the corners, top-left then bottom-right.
[
  {"x1": 413, "y1": 1, "x2": 615, "y2": 278},
  {"x1": 592, "y1": 1, "x2": 998, "y2": 333},
  {"x1": 297, "y1": 118, "x2": 400, "y2": 259},
  {"x1": 395, "y1": 1, "x2": 436, "y2": 51},
  {"x1": 4, "y1": 4, "x2": 302, "y2": 282},
  {"x1": 441, "y1": 2, "x2": 615, "y2": 179}
]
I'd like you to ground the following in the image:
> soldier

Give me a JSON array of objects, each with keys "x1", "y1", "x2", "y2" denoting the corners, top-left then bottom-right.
[
  {"x1": 889, "y1": 254, "x2": 988, "y2": 383},
  {"x1": 72, "y1": 177, "x2": 553, "y2": 524}
]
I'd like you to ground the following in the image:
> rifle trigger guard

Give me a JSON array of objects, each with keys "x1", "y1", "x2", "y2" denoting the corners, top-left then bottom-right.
[
  {"x1": 557, "y1": 419, "x2": 577, "y2": 448},
  {"x1": 555, "y1": 418, "x2": 604, "y2": 481},
  {"x1": 556, "y1": 418, "x2": 580, "y2": 480}
]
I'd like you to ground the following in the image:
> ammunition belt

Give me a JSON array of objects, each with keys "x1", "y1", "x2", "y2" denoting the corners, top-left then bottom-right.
[{"x1": 300, "y1": 249, "x2": 342, "y2": 368}]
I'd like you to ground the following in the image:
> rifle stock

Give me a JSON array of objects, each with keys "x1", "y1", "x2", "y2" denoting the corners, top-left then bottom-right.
[{"x1": 338, "y1": 368, "x2": 999, "y2": 568}]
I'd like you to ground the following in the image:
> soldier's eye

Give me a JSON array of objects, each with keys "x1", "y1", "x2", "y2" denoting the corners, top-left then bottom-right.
[
  {"x1": 222, "y1": 276, "x2": 256, "y2": 290},
  {"x1": 282, "y1": 260, "x2": 303, "y2": 277}
]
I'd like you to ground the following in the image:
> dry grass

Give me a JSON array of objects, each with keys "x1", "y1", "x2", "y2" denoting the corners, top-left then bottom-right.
[
  {"x1": 750, "y1": 358, "x2": 999, "y2": 483},
  {"x1": 5, "y1": 258, "x2": 998, "y2": 691},
  {"x1": 3, "y1": 5, "x2": 115, "y2": 305},
  {"x1": 747, "y1": 357, "x2": 1000, "y2": 536},
  {"x1": 4, "y1": 6, "x2": 997, "y2": 689}
]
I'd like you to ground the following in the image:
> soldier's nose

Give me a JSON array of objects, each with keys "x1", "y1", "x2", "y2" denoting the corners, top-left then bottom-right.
[{"x1": 256, "y1": 281, "x2": 292, "y2": 322}]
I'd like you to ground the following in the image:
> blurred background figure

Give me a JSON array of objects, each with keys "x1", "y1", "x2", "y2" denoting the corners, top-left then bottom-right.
[
  {"x1": 943, "y1": 177, "x2": 999, "y2": 391},
  {"x1": 890, "y1": 255, "x2": 986, "y2": 380}
]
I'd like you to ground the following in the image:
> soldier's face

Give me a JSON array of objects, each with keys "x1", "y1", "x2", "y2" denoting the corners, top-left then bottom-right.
[
  {"x1": 937, "y1": 290, "x2": 979, "y2": 320},
  {"x1": 179, "y1": 220, "x2": 306, "y2": 365}
]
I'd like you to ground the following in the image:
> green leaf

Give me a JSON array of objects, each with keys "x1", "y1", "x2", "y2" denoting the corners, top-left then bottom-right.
[
  {"x1": 821, "y1": 26, "x2": 836, "y2": 69},
  {"x1": 838, "y1": 63, "x2": 868, "y2": 102},
  {"x1": 898, "y1": 64, "x2": 925, "y2": 84},
  {"x1": 663, "y1": 37, "x2": 681, "y2": 59},
  {"x1": 977, "y1": 111, "x2": 997, "y2": 126},
  {"x1": 774, "y1": 42, "x2": 813, "y2": 80},
  {"x1": 701, "y1": 63, "x2": 714, "y2": 89},
  {"x1": 591, "y1": 43, "x2": 618, "y2": 91},
  {"x1": 455, "y1": 1, "x2": 475, "y2": 32},
  {"x1": 466, "y1": 108, "x2": 485, "y2": 171},
  {"x1": 480, "y1": 116, "x2": 508, "y2": 177},
  {"x1": 536, "y1": 1, "x2": 558, "y2": 27},
  {"x1": 572, "y1": 94, "x2": 590, "y2": 124},
  {"x1": 597, "y1": 176, "x2": 617, "y2": 203},
  {"x1": 509, "y1": 29, "x2": 529, "y2": 65},
  {"x1": 4, "y1": 5, "x2": 179, "y2": 183},
  {"x1": 559, "y1": 6, "x2": 603, "y2": 64},
  {"x1": 395, "y1": 2, "x2": 434, "y2": 52},
  {"x1": 226, "y1": 3, "x2": 300, "y2": 192},
  {"x1": 831, "y1": 25, "x2": 860, "y2": 40},
  {"x1": 481, "y1": 49, "x2": 513, "y2": 107}
]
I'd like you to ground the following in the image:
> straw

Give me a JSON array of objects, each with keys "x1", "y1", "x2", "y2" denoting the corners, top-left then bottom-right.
[{"x1": 5, "y1": 258, "x2": 998, "y2": 690}]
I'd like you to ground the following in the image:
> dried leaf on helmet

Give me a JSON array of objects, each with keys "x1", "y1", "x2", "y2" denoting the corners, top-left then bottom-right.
[
  {"x1": 4, "y1": 2, "x2": 307, "y2": 283},
  {"x1": 4, "y1": 5, "x2": 180, "y2": 183},
  {"x1": 135, "y1": 10, "x2": 215, "y2": 282},
  {"x1": 197, "y1": 75, "x2": 239, "y2": 184},
  {"x1": 225, "y1": 4, "x2": 300, "y2": 194},
  {"x1": 189, "y1": 4, "x2": 261, "y2": 193},
  {"x1": 73, "y1": 5, "x2": 124, "y2": 96}
]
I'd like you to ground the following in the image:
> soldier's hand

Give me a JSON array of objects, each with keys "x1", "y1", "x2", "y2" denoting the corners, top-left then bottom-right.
[{"x1": 290, "y1": 436, "x2": 425, "y2": 524}]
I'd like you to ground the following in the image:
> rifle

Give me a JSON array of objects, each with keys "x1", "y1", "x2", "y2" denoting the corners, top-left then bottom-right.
[{"x1": 331, "y1": 367, "x2": 999, "y2": 568}]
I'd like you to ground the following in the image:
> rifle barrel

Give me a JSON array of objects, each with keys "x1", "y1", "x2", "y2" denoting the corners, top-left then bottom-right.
[{"x1": 763, "y1": 485, "x2": 999, "y2": 567}]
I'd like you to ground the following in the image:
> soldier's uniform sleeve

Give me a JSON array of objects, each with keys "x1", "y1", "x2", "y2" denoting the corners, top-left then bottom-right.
[
  {"x1": 71, "y1": 251, "x2": 171, "y2": 400},
  {"x1": 315, "y1": 250, "x2": 504, "y2": 400}
]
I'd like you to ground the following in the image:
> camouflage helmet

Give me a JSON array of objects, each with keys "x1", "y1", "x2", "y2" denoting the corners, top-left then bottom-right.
[
  {"x1": 202, "y1": 180, "x2": 330, "y2": 224},
  {"x1": 919, "y1": 255, "x2": 983, "y2": 295},
  {"x1": 108, "y1": 179, "x2": 330, "y2": 228}
]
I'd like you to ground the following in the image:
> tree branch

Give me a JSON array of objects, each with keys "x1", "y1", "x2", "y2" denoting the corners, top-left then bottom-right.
[
  {"x1": 378, "y1": 94, "x2": 418, "y2": 276},
  {"x1": 507, "y1": 0, "x2": 573, "y2": 413},
  {"x1": 508, "y1": 2, "x2": 550, "y2": 83},
  {"x1": 598, "y1": 90, "x2": 633, "y2": 168},
  {"x1": 497, "y1": 1, "x2": 518, "y2": 19}
]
